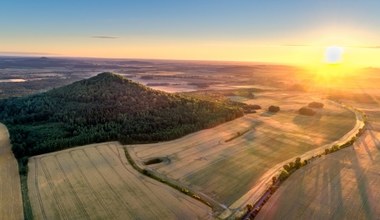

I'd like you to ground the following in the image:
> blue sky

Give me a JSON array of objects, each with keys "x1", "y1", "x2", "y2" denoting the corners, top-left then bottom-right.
[{"x1": 1, "y1": 1, "x2": 380, "y2": 65}]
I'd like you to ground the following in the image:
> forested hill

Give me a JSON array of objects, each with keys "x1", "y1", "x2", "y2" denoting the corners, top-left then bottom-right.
[{"x1": 0, "y1": 72, "x2": 243, "y2": 158}]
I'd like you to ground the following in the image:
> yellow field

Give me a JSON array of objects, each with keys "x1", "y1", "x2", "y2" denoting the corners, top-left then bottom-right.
[
  {"x1": 257, "y1": 99, "x2": 380, "y2": 219},
  {"x1": 0, "y1": 123, "x2": 23, "y2": 220},
  {"x1": 28, "y1": 142, "x2": 211, "y2": 220},
  {"x1": 128, "y1": 93, "x2": 357, "y2": 213}
]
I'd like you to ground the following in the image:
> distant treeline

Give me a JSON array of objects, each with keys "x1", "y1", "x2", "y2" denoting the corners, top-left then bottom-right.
[{"x1": 0, "y1": 72, "x2": 243, "y2": 159}]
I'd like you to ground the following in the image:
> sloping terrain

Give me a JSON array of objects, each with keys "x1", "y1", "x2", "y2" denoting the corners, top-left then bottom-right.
[
  {"x1": 0, "y1": 123, "x2": 23, "y2": 220},
  {"x1": 0, "y1": 72, "x2": 242, "y2": 158}
]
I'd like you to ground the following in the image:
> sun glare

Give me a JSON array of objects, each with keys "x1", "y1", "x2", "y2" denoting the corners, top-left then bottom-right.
[
  {"x1": 300, "y1": 45, "x2": 360, "y2": 90},
  {"x1": 325, "y1": 46, "x2": 344, "y2": 64}
]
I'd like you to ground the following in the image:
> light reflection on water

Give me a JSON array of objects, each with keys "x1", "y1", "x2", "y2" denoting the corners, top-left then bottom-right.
[{"x1": 0, "y1": 79, "x2": 26, "y2": 83}]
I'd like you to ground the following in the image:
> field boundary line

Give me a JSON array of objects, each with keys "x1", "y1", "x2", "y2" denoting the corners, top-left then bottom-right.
[{"x1": 123, "y1": 146, "x2": 229, "y2": 216}]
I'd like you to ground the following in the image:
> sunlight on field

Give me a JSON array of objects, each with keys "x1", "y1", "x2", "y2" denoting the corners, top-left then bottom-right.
[
  {"x1": 257, "y1": 94, "x2": 380, "y2": 219},
  {"x1": 0, "y1": 124, "x2": 24, "y2": 220},
  {"x1": 27, "y1": 143, "x2": 211, "y2": 220},
  {"x1": 257, "y1": 127, "x2": 380, "y2": 219},
  {"x1": 128, "y1": 93, "x2": 357, "y2": 211}
]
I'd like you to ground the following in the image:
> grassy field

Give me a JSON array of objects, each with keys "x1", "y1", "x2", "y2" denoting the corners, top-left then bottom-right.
[
  {"x1": 128, "y1": 93, "x2": 357, "y2": 211},
  {"x1": 27, "y1": 142, "x2": 211, "y2": 220},
  {"x1": 0, "y1": 123, "x2": 24, "y2": 220},
  {"x1": 257, "y1": 98, "x2": 380, "y2": 219}
]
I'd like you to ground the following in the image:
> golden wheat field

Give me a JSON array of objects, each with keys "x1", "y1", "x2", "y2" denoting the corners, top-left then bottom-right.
[
  {"x1": 128, "y1": 93, "x2": 357, "y2": 211},
  {"x1": 0, "y1": 123, "x2": 23, "y2": 220},
  {"x1": 27, "y1": 142, "x2": 211, "y2": 220},
  {"x1": 257, "y1": 97, "x2": 380, "y2": 219}
]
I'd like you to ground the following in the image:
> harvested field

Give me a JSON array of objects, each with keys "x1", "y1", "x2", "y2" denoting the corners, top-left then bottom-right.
[
  {"x1": 128, "y1": 94, "x2": 357, "y2": 210},
  {"x1": 0, "y1": 123, "x2": 23, "y2": 220},
  {"x1": 28, "y1": 142, "x2": 211, "y2": 220},
  {"x1": 256, "y1": 101, "x2": 380, "y2": 219},
  {"x1": 256, "y1": 131, "x2": 380, "y2": 219}
]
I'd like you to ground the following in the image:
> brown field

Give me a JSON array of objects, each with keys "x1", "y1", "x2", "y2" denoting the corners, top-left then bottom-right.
[
  {"x1": 0, "y1": 123, "x2": 23, "y2": 220},
  {"x1": 127, "y1": 93, "x2": 357, "y2": 213},
  {"x1": 257, "y1": 97, "x2": 380, "y2": 219},
  {"x1": 27, "y1": 142, "x2": 211, "y2": 220}
]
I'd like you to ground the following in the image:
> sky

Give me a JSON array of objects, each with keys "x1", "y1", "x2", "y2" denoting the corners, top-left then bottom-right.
[{"x1": 1, "y1": 0, "x2": 380, "y2": 66}]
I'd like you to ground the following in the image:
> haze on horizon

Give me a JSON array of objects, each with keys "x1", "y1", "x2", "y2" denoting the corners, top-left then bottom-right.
[{"x1": 1, "y1": 0, "x2": 380, "y2": 67}]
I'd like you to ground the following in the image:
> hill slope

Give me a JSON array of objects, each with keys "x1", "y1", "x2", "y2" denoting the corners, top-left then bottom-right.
[{"x1": 0, "y1": 72, "x2": 243, "y2": 159}]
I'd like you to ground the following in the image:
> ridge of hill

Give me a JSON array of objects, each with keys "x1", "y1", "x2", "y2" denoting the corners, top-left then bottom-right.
[{"x1": 0, "y1": 72, "x2": 243, "y2": 159}]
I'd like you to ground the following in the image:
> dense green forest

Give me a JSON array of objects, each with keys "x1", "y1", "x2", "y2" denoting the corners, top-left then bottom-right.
[{"x1": 0, "y1": 72, "x2": 243, "y2": 159}]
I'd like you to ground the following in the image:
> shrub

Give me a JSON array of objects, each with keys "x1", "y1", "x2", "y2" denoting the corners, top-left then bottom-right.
[
  {"x1": 268, "y1": 105, "x2": 280, "y2": 113},
  {"x1": 272, "y1": 176, "x2": 277, "y2": 184},
  {"x1": 250, "y1": 104, "x2": 261, "y2": 110},
  {"x1": 298, "y1": 107, "x2": 316, "y2": 116},
  {"x1": 295, "y1": 157, "x2": 302, "y2": 169},
  {"x1": 308, "y1": 102, "x2": 324, "y2": 108},
  {"x1": 283, "y1": 164, "x2": 291, "y2": 172},
  {"x1": 278, "y1": 170, "x2": 289, "y2": 182},
  {"x1": 18, "y1": 157, "x2": 29, "y2": 176}
]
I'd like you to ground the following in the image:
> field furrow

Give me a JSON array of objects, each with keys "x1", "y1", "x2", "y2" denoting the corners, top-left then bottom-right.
[
  {"x1": 28, "y1": 142, "x2": 211, "y2": 219},
  {"x1": 256, "y1": 102, "x2": 380, "y2": 219},
  {"x1": 127, "y1": 96, "x2": 357, "y2": 212}
]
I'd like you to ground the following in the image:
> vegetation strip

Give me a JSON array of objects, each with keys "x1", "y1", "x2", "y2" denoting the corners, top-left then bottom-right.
[
  {"x1": 123, "y1": 146, "x2": 224, "y2": 212},
  {"x1": 240, "y1": 102, "x2": 367, "y2": 219},
  {"x1": 225, "y1": 128, "x2": 252, "y2": 142},
  {"x1": 19, "y1": 170, "x2": 33, "y2": 220}
]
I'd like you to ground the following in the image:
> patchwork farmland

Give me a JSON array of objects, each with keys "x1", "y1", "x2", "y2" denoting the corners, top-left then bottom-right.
[
  {"x1": 127, "y1": 94, "x2": 357, "y2": 214},
  {"x1": 27, "y1": 142, "x2": 211, "y2": 220}
]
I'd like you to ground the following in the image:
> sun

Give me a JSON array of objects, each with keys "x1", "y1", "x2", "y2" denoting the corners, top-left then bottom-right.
[{"x1": 324, "y1": 46, "x2": 344, "y2": 64}]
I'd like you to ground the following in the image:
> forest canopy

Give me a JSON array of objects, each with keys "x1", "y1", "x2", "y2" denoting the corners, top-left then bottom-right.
[{"x1": 0, "y1": 72, "x2": 243, "y2": 158}]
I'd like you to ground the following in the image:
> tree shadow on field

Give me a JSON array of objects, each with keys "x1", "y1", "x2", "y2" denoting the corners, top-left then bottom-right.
[
  {"x1": 358, "y1": 133, "x2": 375, "y2": 162},
  {"x1": 319, "y1": 156, "x2": 344, "y2": 218},
  {"x1": 292, "y1": 113, "x2": 322, "y2": 128},
  {"x1": 351, "y1": 148, "x2": 375, "y2": 219},
  {"x1": 367, "y1": 123, "x2": 380, "y2": 150},
  {"x1": 260, "y1": 112, "x2": 275, "y2": 117}
]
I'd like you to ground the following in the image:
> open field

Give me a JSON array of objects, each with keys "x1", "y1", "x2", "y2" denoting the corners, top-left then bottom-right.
[
  {"x1": 0, "y1": 123, "x2": 23, "y2": 220},
  {"x1": 127, "y1": 93, "x2": 357, "y2": 212},
  {"x1": 27, "y1": 142, "x2": 211, "y2": 220},
  {"x1": 257, "y1": 97, "x2": 380, "y2": 219}
]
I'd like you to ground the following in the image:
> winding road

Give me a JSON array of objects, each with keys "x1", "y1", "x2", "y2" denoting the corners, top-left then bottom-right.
[{"x1": 221, "y1": 101, "x2": 366, "y2": 219}]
